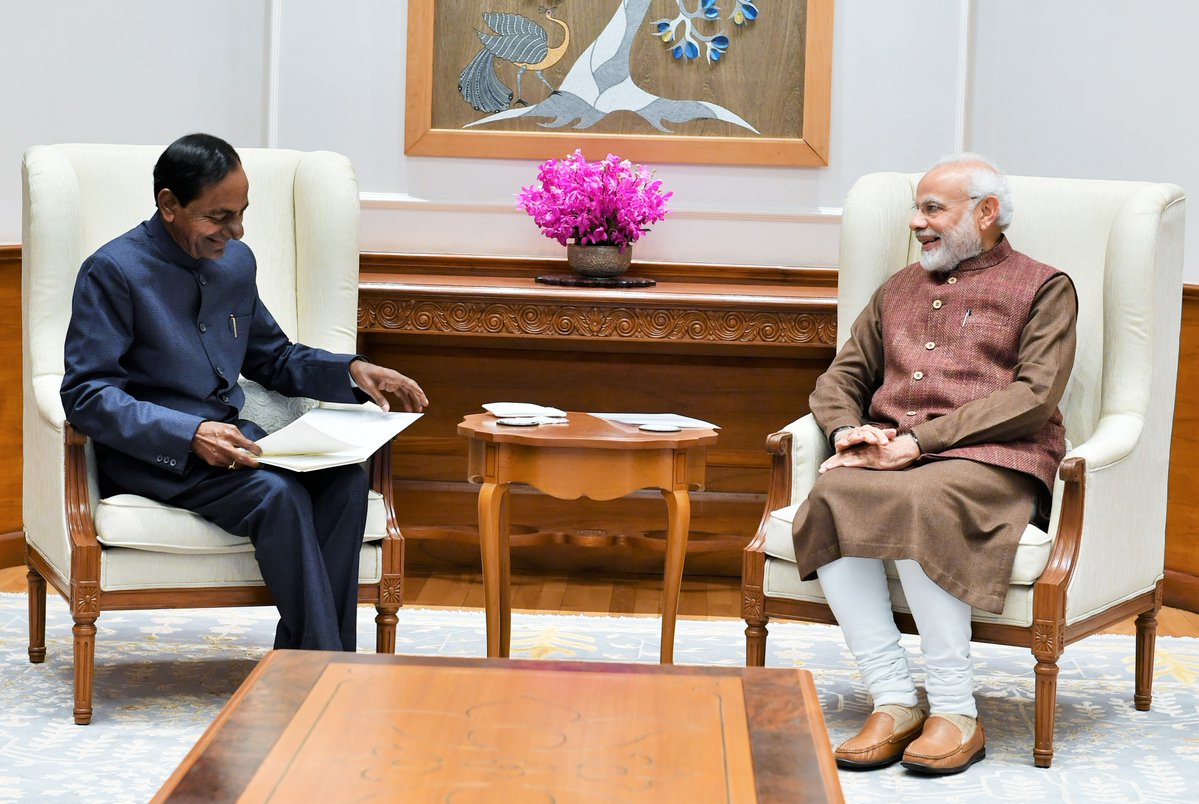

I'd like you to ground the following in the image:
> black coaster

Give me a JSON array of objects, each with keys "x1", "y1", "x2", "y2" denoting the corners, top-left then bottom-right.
[{"x1": 535, "y1": 273, "x2": 656, "y2": 288}]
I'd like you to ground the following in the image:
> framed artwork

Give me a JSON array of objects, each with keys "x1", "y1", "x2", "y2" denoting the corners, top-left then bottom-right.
[{"x1": 405, "y1": 0, "x2": 833, "y2": 166}]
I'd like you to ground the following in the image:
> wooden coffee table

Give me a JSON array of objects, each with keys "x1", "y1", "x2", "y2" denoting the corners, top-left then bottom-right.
[
  {"x1": 457, "y1": 412, "x2": 719, "y2": 663},
  {"x1": 153, "y1": 651, "x2": 843, "y2": 802}
]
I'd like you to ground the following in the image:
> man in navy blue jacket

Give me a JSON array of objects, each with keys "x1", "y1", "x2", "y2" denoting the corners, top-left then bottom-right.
[{"x1": 60, "y1": 133, "x2": 428, "y2": 652}]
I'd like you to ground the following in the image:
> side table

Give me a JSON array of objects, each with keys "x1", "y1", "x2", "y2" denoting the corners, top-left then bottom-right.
[{"x1": 457, "y1": 413, "x2": 718, "y2": 663}]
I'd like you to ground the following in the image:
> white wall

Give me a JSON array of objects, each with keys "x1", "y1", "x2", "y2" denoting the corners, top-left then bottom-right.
[
  {"x1": 2, "y1": 1, "x2": 1196, "y2": 279},
  {"x1": 0, "y1": 1, "x2": 269, "y2": 230}
]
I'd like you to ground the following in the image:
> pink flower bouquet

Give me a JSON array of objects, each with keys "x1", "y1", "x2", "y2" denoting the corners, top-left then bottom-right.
[{"x1": 517, "y1": 150, "x2": 672, "y2": 250}]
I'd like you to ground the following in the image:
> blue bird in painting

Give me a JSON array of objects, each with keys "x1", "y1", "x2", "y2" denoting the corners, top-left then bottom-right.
[{"x1": 458, "y1": 6, "x2": 571, "y2": 113}]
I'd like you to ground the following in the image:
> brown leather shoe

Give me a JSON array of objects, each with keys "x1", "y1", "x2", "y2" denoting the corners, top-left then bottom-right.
[
  {"x1": 900, "y1": 714, "x2": 986, "y2": 775},
  {"x1": 834, "y1": 704, "x2": 927, "y2": 770}
]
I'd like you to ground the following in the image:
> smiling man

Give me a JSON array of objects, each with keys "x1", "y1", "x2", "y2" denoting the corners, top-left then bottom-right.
[
  {"x1": 60, "y1": 133, "x2": 428, "y2": 653},
  {"x1": 790, "y1": 154, "x2": 1078, "y2": 775}
]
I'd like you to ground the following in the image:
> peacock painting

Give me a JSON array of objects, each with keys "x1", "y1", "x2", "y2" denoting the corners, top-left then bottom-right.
[{"x1": 458, "y1": 7, "x2": 571, "y2": 113}]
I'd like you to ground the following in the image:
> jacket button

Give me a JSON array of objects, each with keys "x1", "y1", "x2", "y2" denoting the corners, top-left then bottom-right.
[
  {"x1": 906, "y1": 411, "x2": 917, "y2": 417},
  {"x1": 946, "y1": 276, "x2": 958, "y2": 284},
  {"x1": 913, "y1": 371, "x2": 924, "y2": 380},
  {"x1": 216, "y1": 367, "x2": 224, "y2": 377},
  {"x1": 198, "y1": 276, "x2": 207, "y2": 286},
  {"x1": 932, "y1": 299, "x2": 943, "y2": 309},
  {"x1": 199, "y1": 323, "x2": 208, "y2": 333},
  {"x1": 925, "y1": 341, "x2": 936, "y2": 350},
  {"x1": 220, "y1": 394, "x2": 230, "y2": 403}
]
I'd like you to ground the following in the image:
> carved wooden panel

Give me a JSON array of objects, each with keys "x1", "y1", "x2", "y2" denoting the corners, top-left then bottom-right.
[
  {"x1": 360, "y1": 296, "x2": 836, "y2": 348},
  {"x1": 1031, "y1": 619, "x2": 1061, "y2": 658}
]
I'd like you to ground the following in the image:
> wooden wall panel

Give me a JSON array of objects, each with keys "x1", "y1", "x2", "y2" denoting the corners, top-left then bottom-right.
[
  {"x1": 363, "y1": 336, "x2": 829, "y2": 575},
  {"x1": 1166, "y1": 287, "x2": 1199, "y2": 611},
  {"x1": 0, "y1": 247, "x2": 22, "y2": 567}
]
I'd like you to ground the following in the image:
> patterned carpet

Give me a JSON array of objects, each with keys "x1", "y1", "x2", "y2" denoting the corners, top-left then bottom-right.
[{"x1": 1, "y1": 592, "x2": 1197, "y2": 803}]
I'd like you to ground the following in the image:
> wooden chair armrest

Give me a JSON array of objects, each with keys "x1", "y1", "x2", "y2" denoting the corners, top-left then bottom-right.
[
  {"x1": 367, "y1": 438, "x2": 402, "y2": 542},
  {"x1": 745, "y1": 430, "x2": 794, "y2": 553},
  {"x1": 1034, "y1": 456, "x2": 1086, "y2": 591},
  {"x1": 63, "y1": 422, "x2": 102, "y2": 587}
]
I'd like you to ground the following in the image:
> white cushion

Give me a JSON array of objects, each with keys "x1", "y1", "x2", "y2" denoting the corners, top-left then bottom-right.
[
  {"x1": 94, "y1": 489, "x2": 388, "y2": 554},
  {"x1": 99, "y1": 542, "x2": 383, "y2": 591},
  {"x1": 762, "y1": 555, "x2": 1037, "y2": 627},
  {"x1": 762, "y1": 502, "x2": 1053, "y2": 586}
]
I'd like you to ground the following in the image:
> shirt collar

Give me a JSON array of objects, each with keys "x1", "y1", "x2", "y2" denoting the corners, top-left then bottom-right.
[
  {"x1": 953, "y1": 234, "x2": 1011, "y2": 274},
  {"x1": 146, "y1": 210, "x2": 203, "y2": 271}
]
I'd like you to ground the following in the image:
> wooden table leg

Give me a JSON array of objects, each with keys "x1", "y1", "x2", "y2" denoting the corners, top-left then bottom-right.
[
  {"x1": 498, "y1": 482, "x2": 512, "y2": 654},
  {"x1": 659, "y1": 487, "x2": 692, "y2": 664},
  {"x1": 478, "y1": 481, "x2": 512, "y2": 658}
]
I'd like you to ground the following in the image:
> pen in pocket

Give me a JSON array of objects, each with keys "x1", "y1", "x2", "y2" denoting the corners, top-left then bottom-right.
[
  {"x1": 961, "y1": 308, "x2": 972, "y2": 327},
  {"x1": 229, "y1": 314, "x2": 238, "y2": 338}
]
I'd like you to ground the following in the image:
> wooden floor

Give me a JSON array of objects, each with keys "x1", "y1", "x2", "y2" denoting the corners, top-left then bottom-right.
[{"x1": 3, "y1": 564, "x2": 1198, "y2": 637}]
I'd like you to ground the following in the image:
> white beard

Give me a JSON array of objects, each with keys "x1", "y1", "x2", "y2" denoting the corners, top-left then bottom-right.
[{"x1": 917, "y1": 211, "x2": 984, "y2": 272}]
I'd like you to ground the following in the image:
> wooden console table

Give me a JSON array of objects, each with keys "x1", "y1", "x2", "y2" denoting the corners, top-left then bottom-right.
[{"x1": 356, "y1": 254, "x2": 838, "y2": 577}]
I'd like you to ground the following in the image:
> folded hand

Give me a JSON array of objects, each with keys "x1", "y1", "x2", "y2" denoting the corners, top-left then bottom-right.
[{"x1": 820, "y1": 429, "x2": 919, "y2": 473}]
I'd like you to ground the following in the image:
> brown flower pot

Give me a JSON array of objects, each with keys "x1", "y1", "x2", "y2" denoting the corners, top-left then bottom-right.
[{"x1": 566, "y1": 244, "x2": 632, "y2": 278}]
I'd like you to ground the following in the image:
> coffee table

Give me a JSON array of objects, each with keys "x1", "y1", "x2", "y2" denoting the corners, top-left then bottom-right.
[
  {"x1": 457, "y1": 412, "x2": 719, "y2": 663},
  {"x1": 153, "y1": 651, "x2": 843, "y2": 802}
]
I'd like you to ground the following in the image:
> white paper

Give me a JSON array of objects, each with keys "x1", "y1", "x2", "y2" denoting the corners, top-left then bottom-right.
[
  {"x1": 590, "y1": 413, "x2": 720, "y2": 430},
  {"x1": 254, "y1": 408, "x2": 422, "y2": 472},
  {"x1": 483, "y1": 402, "x2": 567, "y2": 418}
]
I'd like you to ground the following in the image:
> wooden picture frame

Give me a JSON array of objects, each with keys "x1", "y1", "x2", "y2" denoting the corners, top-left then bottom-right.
[{"x1": 405, "y1": 1, "x2": 833, "y2": 167}]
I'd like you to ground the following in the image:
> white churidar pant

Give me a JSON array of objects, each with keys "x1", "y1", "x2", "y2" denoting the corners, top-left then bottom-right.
[{"x1": 816, "y1": 556, "x2": 976, "y2": 717}]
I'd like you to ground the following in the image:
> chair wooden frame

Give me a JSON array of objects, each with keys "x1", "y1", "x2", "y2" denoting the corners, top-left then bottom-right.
[
  {"x1": 742, "y1": 429, "x2": 1161, "y2": 768},
  {"x1": 26, "y1": 423, "x2": 404, "y2": 725}
]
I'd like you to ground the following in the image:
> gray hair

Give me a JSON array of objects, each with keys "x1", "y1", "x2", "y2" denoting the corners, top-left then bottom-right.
[{"x1": 931, "y1": 152, "x2": 1013, "y2": 231}]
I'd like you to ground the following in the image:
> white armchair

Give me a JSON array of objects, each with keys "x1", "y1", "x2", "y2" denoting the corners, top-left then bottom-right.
[
  {"x1": 742, "y1": 172, "x2": 1186, "y2": 767},
  {"x1": 22, "y1": 144, "x2": 403, "y2": 724}
]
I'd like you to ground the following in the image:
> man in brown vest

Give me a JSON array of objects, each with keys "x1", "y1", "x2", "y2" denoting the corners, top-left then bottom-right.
[{"x1": 791, "y1": 154, "x2": 1077, "y2": 774}]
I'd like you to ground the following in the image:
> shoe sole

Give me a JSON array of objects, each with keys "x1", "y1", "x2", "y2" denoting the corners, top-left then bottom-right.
[
  {"x1": 901, "y1": 746, "x2": 986, "y2": 776},
  {"x1": 835, "y1": 754, "x2": 905, "y2": 771},
  {"x1": 835, "y1": 728, "x2": 925, "y2": 771}
]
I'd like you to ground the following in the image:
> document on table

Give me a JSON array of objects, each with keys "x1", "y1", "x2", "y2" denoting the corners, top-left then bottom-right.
[
  {"x1": 254, "y1": 408, "x2": 423, "y2": 472},
  {"x1": 482, "y1": 402, "x2": 567, "y2": 418},
  {"x1": 590, "y1": 413, "x2": 720, "y2": 429}
]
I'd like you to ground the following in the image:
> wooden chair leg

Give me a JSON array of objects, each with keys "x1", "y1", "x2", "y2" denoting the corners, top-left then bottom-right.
[
  {"x1": 745, "y1": 616, "x2": 769, "y2": 667},
  {"x1": 27, "y1": 567, "x2": 47, "y2": 664},
  {"x1": 375, "y1": 605, "x2": 398, "y2": 654},
  {"x1": 72, "y1": 615, "x2": 97, "y2": 725},
  {"x1": 1134, "y1": 607, "x2": 1158, "y2": 711},
  {"x1": 1032, "y1": 656, "x2": 1059, "y2": 768}
]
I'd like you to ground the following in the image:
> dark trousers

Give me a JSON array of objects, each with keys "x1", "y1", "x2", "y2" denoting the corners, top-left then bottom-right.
[{"x1": 156, "y1": 464, "x2": 368, "y2": 651}]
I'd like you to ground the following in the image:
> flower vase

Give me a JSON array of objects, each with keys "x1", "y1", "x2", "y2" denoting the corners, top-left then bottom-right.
[{"x1": 566, "y1": 244, "x2": 632, "y2": 278}]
